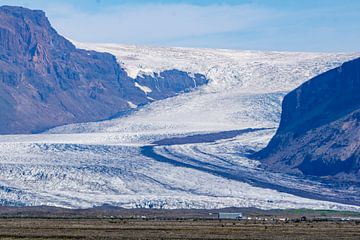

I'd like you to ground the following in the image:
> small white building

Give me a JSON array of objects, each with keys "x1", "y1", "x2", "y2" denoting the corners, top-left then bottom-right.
[{"x1": 218, "y1": 212, "x2": 243, "y2": 220}]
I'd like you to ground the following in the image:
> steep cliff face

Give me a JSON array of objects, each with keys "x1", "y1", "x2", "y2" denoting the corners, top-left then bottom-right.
[
  {"x1": 0, "y1": 6, "x2": 207, "y2": 134},
  {"x1": 255, "y1": 57, "x2": 360, "y2": 182}
]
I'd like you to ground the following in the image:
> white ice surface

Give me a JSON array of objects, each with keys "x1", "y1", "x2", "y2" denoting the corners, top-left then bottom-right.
[
  {"x1": 52, "y1": 43, "x2": 359, "y2": 135},
  {"x1": 0, "y1": 43, "x2": 359, "y2": 210}
]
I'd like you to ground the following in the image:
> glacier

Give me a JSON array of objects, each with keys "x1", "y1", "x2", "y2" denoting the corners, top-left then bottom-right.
[{"x1": 0, "y1": 43, "x2": 359, "y2": 210}]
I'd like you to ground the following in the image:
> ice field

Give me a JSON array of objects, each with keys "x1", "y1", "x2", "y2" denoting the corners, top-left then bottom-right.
[{"x1": 0, "y1": 43, "x2": 359, "y2": 210}]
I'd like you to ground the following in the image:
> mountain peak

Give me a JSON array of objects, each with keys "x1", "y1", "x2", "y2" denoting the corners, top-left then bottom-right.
[
  {"x1": 0, "y1": 5, "x2": 45, "y2": 14},
  {"x1": 0, "y1": 5, "x2": 47, "y2": 25}
]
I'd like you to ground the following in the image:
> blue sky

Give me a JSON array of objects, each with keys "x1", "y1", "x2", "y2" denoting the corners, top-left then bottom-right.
[{"x1": 0, "y1": 0, "x2": 359, "y2": 52}]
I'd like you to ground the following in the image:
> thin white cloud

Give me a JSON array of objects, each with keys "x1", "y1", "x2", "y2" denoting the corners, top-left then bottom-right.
[{"x1": 43, "y1": 3, "x2": 278, "y2": 44}]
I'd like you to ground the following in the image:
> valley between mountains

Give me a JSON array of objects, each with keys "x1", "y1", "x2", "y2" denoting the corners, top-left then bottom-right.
[
  {"x1": 1, "y1": 42, "x2": 359, "y2": 210},
  {"x1": 0, "y1": 6, "x2": 359, "y2": 211}
]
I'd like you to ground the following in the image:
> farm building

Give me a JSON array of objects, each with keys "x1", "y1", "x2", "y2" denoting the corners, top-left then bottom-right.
[{"x1": 218, "y1": 212, "x2": 243, "y2": 220}]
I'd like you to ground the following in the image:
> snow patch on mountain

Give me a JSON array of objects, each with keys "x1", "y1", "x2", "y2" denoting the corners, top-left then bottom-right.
[
  {"x1": 135, "y1": 82, "x2": 152, "y2": 94},
  {"x1": 127, "y1": 101, "x2": 138, "y2": 109}
]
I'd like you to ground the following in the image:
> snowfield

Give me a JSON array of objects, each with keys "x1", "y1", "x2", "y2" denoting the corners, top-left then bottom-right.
[
  {"x1": 0, "y1": 43, "x2": 359, "y2": 210},
  {"x1": 51, "y1": 43, "x2": 359, "y2": 135}
]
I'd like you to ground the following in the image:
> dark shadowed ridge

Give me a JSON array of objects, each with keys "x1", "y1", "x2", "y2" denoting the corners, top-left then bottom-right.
[
  {"x1": 254, "y1": 57, "x2": 360, "y2": 183},
  {"x1": 153, "y1": 128, "x2": 270, "y2": 146},
  {"x1": 0, "y1": 5, "x2": 208, "y2": 134}
]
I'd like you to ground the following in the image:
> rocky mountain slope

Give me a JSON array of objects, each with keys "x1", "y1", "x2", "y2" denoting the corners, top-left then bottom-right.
[
  {"x1": 0, "y1": 6, "x2": 207, "y2": 134},
  {"x1": 255, "y1": 58, "x2": 360, "y2": 182}
]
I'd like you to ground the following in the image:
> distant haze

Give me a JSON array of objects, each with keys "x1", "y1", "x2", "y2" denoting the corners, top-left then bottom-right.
[{"x1": 0, "y1": 0, "x2": 359, "y2": 52}]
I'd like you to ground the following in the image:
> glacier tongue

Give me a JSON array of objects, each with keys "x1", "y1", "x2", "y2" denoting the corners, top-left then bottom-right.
[
  {"x1": 1, "y1": 44, "x2": 359, "y2": 210},
  {"x1": 51, "y1": 43, "x2": 358, "y2": 136}
]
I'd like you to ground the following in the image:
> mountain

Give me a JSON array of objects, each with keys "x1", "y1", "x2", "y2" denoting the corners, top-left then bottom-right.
[
  {"x1": 0, "y1": 6, "x2": 207, "y2": 134},
  {"x1": 255, "y1": 57, "x2": 360, "y2": 182},
  {"x1": 0, "y1": 5, "x2": 359, "y2": 210}
]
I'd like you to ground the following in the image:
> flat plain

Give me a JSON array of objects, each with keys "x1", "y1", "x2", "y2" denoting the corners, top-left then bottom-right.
[
  {"x1": 0, "y1": 218, "x2": 359, "y2": 240},
  {"x1": 0, "y1": 207, "x2": 359, "y2": 240}
]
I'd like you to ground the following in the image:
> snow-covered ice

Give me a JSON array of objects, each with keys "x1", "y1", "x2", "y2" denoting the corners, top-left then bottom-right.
[{"x1": 0, "y1": 43, "x2": 359, "y2": 210}]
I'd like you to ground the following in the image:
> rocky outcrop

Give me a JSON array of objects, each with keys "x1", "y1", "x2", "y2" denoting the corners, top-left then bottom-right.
[
  {"x1": 254, "y1": 57, "x2": 360, "y2": 182},
  {"x1": 0, "y1": 6, "x2": 207, "y2": 134}
]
